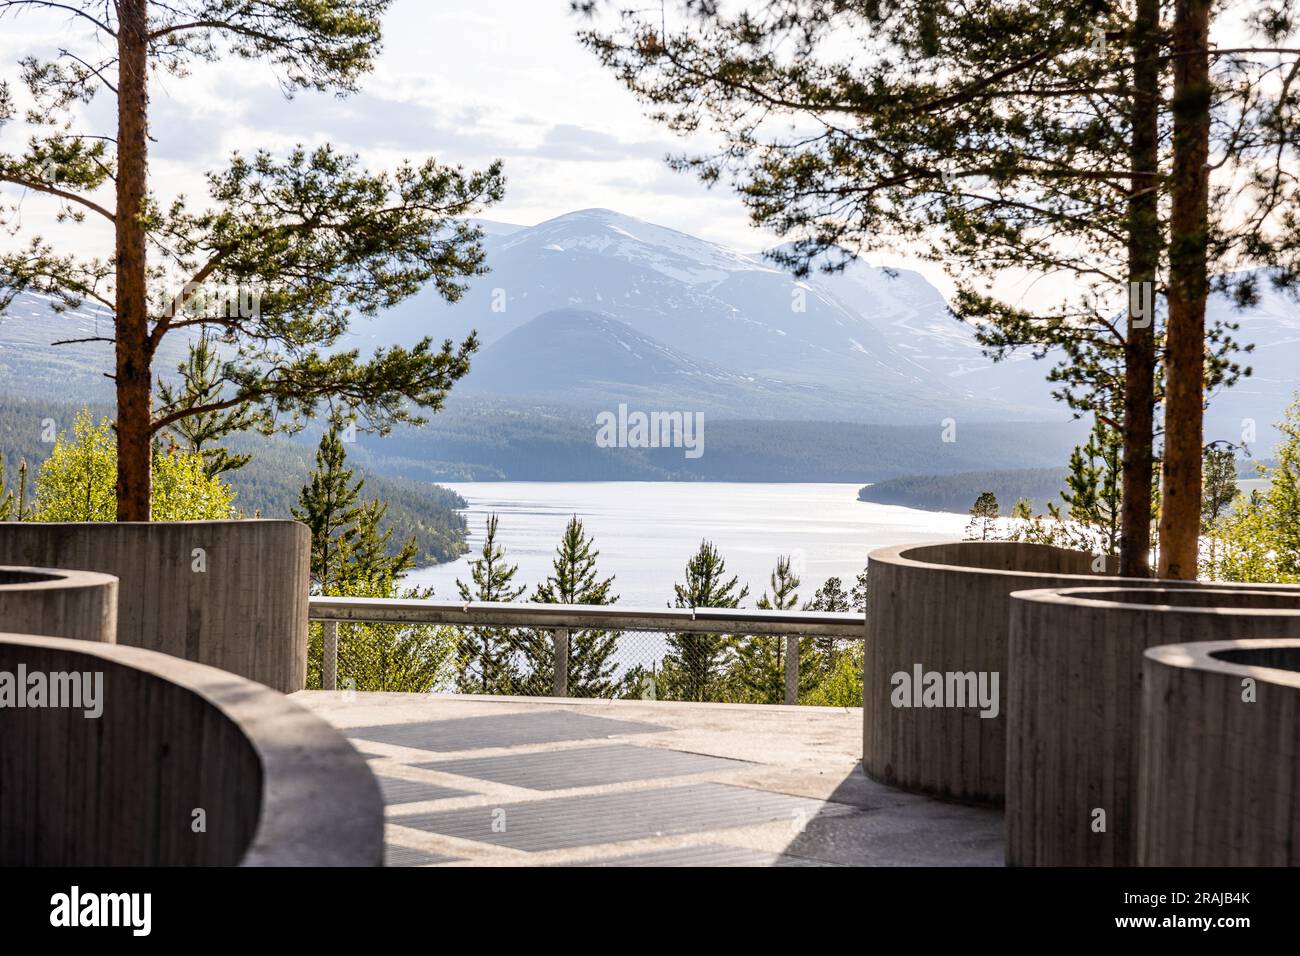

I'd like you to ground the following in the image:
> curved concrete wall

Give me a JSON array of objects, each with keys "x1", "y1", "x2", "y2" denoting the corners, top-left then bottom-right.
[
  {"x1": 0, "y1": 521, "x2": 310, "y2": 692},
  {"x1": 0, "y1": 631, "x2": 382, "y2": 866},
  {"x1": 864, "y1": 541, "x2": 1142, "y2": 805},
  {"x1": 1139, "y1": 639, "x2": 1300, "y2": 866},
  {"x1": 862, "y1": 540, "x2": 1287, "y2": 806},
  {"x1": 0, "y1": 566, "x2": 117, "y2": 643},
  {"x1": 1007, "y1": 588, "x2": 1300, "y2": 866}
]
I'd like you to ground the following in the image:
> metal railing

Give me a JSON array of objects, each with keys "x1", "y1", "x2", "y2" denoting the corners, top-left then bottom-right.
[{"x1": 308, "y1": 597, "x2": 864, "y2": 705}]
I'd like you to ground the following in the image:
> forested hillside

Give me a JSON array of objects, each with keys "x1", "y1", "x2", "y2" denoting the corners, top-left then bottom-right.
[
  {"x1": 0, "y1": 394, "x2": 469, "y2": 564},
  {"x1": 858, "y1": 468, "x2": 1069, "y2": 514}
]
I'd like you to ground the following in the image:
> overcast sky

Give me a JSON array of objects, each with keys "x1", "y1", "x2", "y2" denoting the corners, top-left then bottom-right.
[
  {"x1": 0, "y1": 3, "x2": 782, "y2": 248},
  {"x1": 0, "y1": 2, "x2": 1267, "y2": 309}
]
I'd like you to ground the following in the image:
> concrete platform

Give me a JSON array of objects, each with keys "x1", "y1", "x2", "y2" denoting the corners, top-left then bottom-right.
[{"x1": 293, "y1": 692, "x2": 1004, "y2": 867}]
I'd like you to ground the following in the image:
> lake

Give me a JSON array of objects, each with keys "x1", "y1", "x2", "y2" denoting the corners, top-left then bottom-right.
[{"x1": 406, "y1": 481, "x2": 968, "y2": 607}]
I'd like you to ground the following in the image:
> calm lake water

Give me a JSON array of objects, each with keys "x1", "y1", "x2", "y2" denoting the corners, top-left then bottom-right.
[{"x1": 406, "y1": 481, "x2": 968, "y2": 607}]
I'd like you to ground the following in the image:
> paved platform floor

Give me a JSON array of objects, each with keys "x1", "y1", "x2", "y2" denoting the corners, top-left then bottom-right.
[{"x1": 294, "y1": 692, "x2": 1004, "y2": 867}]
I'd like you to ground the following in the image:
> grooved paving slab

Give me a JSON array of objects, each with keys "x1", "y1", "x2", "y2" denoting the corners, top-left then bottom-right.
[
  {"x1": 391, "y1": 783, "x2": 829, "y2": 852},
  {"x1": 374, "y1": 774, "x2": 474, "y2": 806},
  {"x1": 346, "y1": 710, "x2": 667, "y2": 753},
  {"x1": 415, "y1": 744, "x2": 751, "y2": 791},
  {"x1": 384, "y1": 844, "x2": 461, "y2": 867},
  {"x1": 565, "y1": 844, "x2": 835, "y2": 867}
]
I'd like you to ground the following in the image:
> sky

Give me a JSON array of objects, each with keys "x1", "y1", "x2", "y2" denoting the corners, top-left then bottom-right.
[
  {"x1": 0, "y1": 3, "x2": 773, "y2": 244},
  {"x1": 0, "y1": 1, "x2": 1271, "y2": 312}
]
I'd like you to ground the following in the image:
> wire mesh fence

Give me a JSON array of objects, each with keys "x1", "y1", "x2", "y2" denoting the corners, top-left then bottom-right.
[{"x1": 306, "y1": 603, "x2": 864, "y2": 706}]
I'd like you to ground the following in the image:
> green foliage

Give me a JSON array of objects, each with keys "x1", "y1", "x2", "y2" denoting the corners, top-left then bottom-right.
[
  {"x1": 995, "y1": 416, "x2": 1126, "y2": 560},
  {"x1": 294, "y1": 425, "x2": 459, "y2": 692},
  {"x1": 28, "y1": 409, "x2": 235, "y2": 521},
  {"x1": 0, "y1": 2, "x2": 505, "y2": 504},
  {"x1": 1212, "y1": 394, "x2": 1300, "y2": 583},
  {"x1": 455, "y1": 514, "x2": 526, "y2": 694},
  {"x1": 966, "y1": 491, "x2": 1000, "y2": 540},
  {"x1": 661, "y1": 539, "x2": 750, "y2": 701},
  {"x1": 0, "y1": 391, "x2": 469, "y2": 562},
  {"x1": 731, "y1": 555, "x2": 818, "y2": 704},
  {"x1": 521, "y1": 516, "x2": 624, "y2": 697},
  {"x1": 157, "y1": 334, "x2": 255, "y2": 477},
  {"x1": 802, "y1": 642, "x2": 864, "y2": 708}
]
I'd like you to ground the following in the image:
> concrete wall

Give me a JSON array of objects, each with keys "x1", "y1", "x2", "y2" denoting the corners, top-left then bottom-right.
[
  {"x1": 864, "y1": 541, "x2": 1140, "y2": 805},
  {"x1": 862, "y1": 540, "x2": 1288, "y2": 806},
  {"x1": 0, "y1": 521, "x2": 310, "y2": 692},
  {"x1": 0, "y1": 566, "x2": 117, "y2": 643},
  {"x1": 1007, "y1": 587, "x2": 1300, "y2": 866},
  {"x1": 0, "y1": 631, "x2": 382, "y2": 866},
  {"x1": 1139, "y1": 639, "x2": 1300, "y2": 866}
]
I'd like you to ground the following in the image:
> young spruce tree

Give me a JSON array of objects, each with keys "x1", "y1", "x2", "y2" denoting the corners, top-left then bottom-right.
[
  {"x1": 455, "y1": 514, "x2": 525, "y2": 695},
  {"x1": 521, "y1": 516, "x2": 622, "y2": 697}
]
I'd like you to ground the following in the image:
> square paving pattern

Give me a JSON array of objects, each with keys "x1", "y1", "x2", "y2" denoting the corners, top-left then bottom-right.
[
  {"x1": 346, "y1": 710, "x2": 667, "y2": 753},
  {"x1": 391, "y1": 782, "x2": 828, "y2": 852},
  {"x1": 384, "y1": 844, "x2": 461, "y2": 867},
  {"x1": 300, "y1": 694, "x2": 1005, "y2": 866},
  {"x1": 374, "y1": 774, "x2": 474, "y2": 806},
  {"x1": 564, "y1": 844, "x2": 835, "y2": 867},
  {"x1": 415, "y1": 743, "x2": 751, "y2": 790}
]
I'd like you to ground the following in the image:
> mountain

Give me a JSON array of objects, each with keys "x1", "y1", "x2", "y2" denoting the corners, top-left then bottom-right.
[
  {"x1": 4, "y1": 209, "x2": 1298, "y2": 455},
  {"x1": 351, "y1": 208, "x2": 1056, "y2": 423},
  {"x1": 458, "y1": 307, "x2": 919, "y2": 419},
  {"x1": 0, "y1": 291, "x2": 190, "y2": 401}
]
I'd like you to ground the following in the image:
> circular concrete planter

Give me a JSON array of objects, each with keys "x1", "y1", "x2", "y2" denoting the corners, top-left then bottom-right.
[
  {"x1": 1007, "y1": 588, "x2": 1300, "y2": 866},
  {"x1": 0, "y1": 520, "x2": 310, "y2": 691},
  {"x1": 0, "y1": 566, "x2": 117, "y2": 643},
  {"x1": 0, "y1": 631, "x2": 382, "y2": 866},
  {"x1": 864, "y1": 541, "x2": 1142, "y2": 805},
  {"x1": 1139, "y1": 639, "x2": 1300, "y2": 866}
]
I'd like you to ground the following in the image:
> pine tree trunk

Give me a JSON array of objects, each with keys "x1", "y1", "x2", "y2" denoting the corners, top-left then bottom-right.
[
  {"x1": 1119, "y1": 0, "x2": 1161, "y2": 579},
  {"x1": 114, "y1": 0, "x2": 153, "y2": 521},
  {"x1": 1158, "y1": 0, "x2": 1212, "y2": 579}
]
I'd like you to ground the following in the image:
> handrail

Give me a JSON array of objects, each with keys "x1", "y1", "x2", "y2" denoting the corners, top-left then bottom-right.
[
  {"x1": 307, "y1": 596, "x2": 864, "y2": 703},
  {"x1": 308, "y1": 596, "x2": 865, "y2": 638}
]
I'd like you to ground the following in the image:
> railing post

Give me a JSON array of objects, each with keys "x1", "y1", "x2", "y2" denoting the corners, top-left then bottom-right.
[
  {"x1": 552, "y1": 627, "x2": 569, "y2": 698},
  {"x1": 323, "y1": 620, "x2": 338, "y2": 691},
  {"x1": 784, "y1": 634, "x2": 798, "y2": 705}
]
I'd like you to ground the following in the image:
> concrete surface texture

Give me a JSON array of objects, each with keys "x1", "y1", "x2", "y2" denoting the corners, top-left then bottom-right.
[
  {"x1": 0, "y1": 566, "x2": 117, "y2": 643},
  {"x1": 1007, "y1": 587, "x2": 1300, "y2": 866},
  {"x1": 294, "y1": 692, "x2": 1004, "y2": 867},
  {"x1": 0, "y1": 521, "x2": 310, "y2": 691},
  {"x1": 1139, "y1": 639, "x2": 1300, "y2": 866},
  {"x1": 0, "y1": 632, "x2": 382, "y2": 866},
  {"x1": 863, "y1": 540, "x2": 1297, "y2": 807}
]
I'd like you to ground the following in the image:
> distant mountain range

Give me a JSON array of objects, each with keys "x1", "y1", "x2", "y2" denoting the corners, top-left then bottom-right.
[{"x1": 3, "y1": 207, "x2": 1299, "y2": 466}]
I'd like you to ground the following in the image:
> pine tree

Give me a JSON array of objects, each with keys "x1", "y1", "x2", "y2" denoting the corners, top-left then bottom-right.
[
  {"x1": 850, "y1": 567, "x2": 869, "y2": 613},
  {"x1": 292, "y1": 427, "x2": 456, "y2": 692},
  {"x1": 581, "y1": 1, "x2": 1300, "y2": 578},
  {"x1": 455, "y1": 514, "x2": 525, "y2": 694},
  {"x1": 156, "y1": 334, "x2": 255, "y2": 478},
  {"x1": 732, "y1": 555, "x2": 817, "y2": 704},
  {"x1": 523, "y1": 516, "x2": 622, "y2": 697},
  {"x1": 1201, "y1": 446, "x2": 1238, "y2": 576},
  {"x1": 0, "y1": 2, "x2": 505, "y2": 518},
  {"x1": 803, "y1": 575, "x2": 852, "y2": 676},
  {"x1": 291, "y1": 425, "x2": 363, "y2": 592},
  {"x1": 966, "y1": 491, "x2": 1000, "y2": 541},
  {"x1": 663, "y1": 539, "x2": 749, "y2": 701}
]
